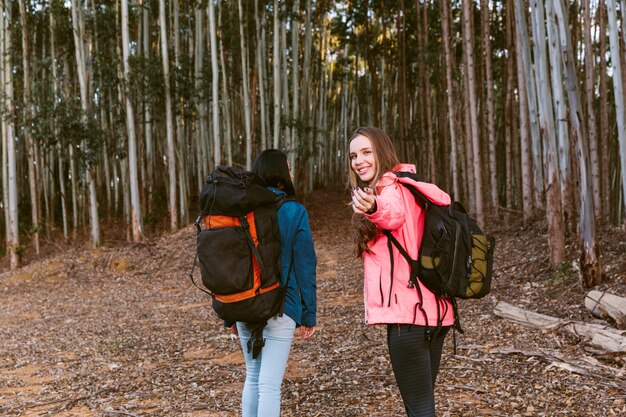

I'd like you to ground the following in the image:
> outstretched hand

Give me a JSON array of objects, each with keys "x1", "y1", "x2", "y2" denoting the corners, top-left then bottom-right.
[
  {"x1": 299, "y1": 326, "x2": 316, "y2": 340},
  {"x1": 351, "y1": 187, "x2": 376, "y2": 214}
]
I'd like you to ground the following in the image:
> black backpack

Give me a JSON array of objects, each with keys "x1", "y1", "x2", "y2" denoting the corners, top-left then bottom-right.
[
  {"x1": 189, "y1": 166, "x2": 288, "y2": 358},
  {"x1": 382, "y1": 171, "x2": 495, "y2": 332}
]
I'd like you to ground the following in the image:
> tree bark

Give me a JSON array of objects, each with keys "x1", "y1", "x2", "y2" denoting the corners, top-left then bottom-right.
[
  {"x1": 462, "y1": 0, "x2": 484, "y2": 226},
  {"x1": 440, "y1": 0, "x2": 460, "y2": 199},
  {"x1": 514, "y1": 0, "x2": 544, "y2": 211},
  {"x1": 238, "y1": 0, "x2": 253, "y2": 169},
  {"x1": 553, "y1": 0, "x2": 601, "y2": 287},
  {"x1": 158, "y1": 0, "x2": 178, "y2": 231},
  {"x1": 583, "y1": 0, "x2": 600, "y2": 219},
  {"x1": 122, "y1": 0, "x2": 144, "y2": 241},
  {"x1": 18, "y1": 0, "x2": 39, "y2": 254},
  {"x1": 482, "y1": 0, "x2": 497, "y2": 211},
  {"x1": 494, "y1": 301, "x2": 626, "y2": 353},
  {"x1": 598, "y1": 0, "x2": 610, "y2": 219},
  {"x1": 1, "y1": 2, "x2": 20, "y2": 269},
  {"x1": 607, "y1": 0, "x2": 626, "y2": 221},
  {"x1": 272, "y1": 0, "x2": 281, "y2": 149},
  {"x1": 208, "y1": 0, "x2": 221, "y2": 166},
  {"x1": 585, "y1": 291, "x2": 626, "y2": 329},
  {"x1": 71, "y1": 0, "x2": 100, "y2": 246}
]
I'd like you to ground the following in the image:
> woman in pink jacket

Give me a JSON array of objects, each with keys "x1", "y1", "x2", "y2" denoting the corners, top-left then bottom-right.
[{"x1": 348, "y1": 126, "x2": 454, "y2": 417}]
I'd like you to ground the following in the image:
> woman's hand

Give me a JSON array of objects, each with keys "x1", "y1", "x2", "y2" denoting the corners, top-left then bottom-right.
[
  {"x1": 227, "y1": 324, "x2": 238, "y2": 336},
  {"x1": 299, "y1": 326, "x2": 316, "y2": 340},
  {"x1": 351, "y1": 187, "x2": 377, "y2": 214}
]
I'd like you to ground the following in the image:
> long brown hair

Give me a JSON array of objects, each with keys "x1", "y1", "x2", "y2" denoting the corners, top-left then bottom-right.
[{"x1": 347, "y1": 127, "x2": 400, "y2": 257}]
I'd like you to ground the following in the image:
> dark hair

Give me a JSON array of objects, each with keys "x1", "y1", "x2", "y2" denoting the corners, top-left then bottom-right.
[
  {"x1": 251, "y1": 149, "x2": 296, "y2": 197},
  {"x1": 347, "y1": 127, "x2": 400, "y2": 258}
]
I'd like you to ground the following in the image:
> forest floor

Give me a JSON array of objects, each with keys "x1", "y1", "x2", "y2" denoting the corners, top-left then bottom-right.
[{"x1": 0, "y1": 187, "x2": 625, "y2": 417}]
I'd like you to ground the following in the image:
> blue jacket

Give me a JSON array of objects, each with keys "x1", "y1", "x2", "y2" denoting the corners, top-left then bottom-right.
[{"x1": 271, "y1": 188, "x2": 317, "y2": 327}]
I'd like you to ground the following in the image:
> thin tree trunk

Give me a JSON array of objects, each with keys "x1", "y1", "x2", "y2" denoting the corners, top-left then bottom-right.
[
  {"x1": 159, "y1": 0, "x2": 178, "y2": 231},
  {"x1": 289, "y1": 0, "x2": 300, "y2": 170},
  {"x1": 71, "y1": 0, "x2": 100, "y2": 246},
  {"x1": 462, "y1": 0, "x2": 484, "y2": 226},
  {"x1": 554, "y1": 0, "x2": 601, "y2": 287},
  {"x1": 18, "y1": 0, "x2": 39, "y2": 254},
  {"x1": 122, "y1": 0, "x2": 143, "y2": 241},
  {"x1": 607, "y1": 0, "x2": 626, "y2": 221},
  {"x1": 1, "y1": 2, "x2": 20, "y2": 269},
  {"x1": 238, "y1": 0, "x2": 253, "y2": 169},
  {"x1": 599, "y1": 0, "x2": 610, "y2": 218},
  {"x1": 208, "y1": 0, "x2": 221, "y2": 165},
  {"x1": 583, "y1": 0, "x2": 600, "y2": 219},
  {"x1": 482, "y1": 0, "x2": 497, "y2": 211},
  {"x1": 272, "y1": 0, "x2": 281, "y2": 149},
  {"x1": 217, "y1": 1, "x2": 232, "y2": 165},
  {"x1": 531, "y1": 0, "x2": 565, "y2": 266},
  {"x1": 514, "y1": 0, "x2": 545, "y2": 211},
  {"x1": 441, "y1": 0, "x2": 460, "y2": 199},
  {"x1": 141, "y1": 0, "x2": 154, "y2": 214},
  {"x1": 255, "y1": 0, "x2": 268, "y2": 151}
]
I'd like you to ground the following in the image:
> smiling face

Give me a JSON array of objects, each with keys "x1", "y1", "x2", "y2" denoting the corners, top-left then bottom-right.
[{"x1": 349, "y1": 135, "x2": 377, "y2": 184}]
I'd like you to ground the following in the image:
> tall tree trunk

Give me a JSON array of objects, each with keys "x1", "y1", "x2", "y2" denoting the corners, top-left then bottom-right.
[
  {"x1": 1, "y1": 2, "x2": 20, "y2": 269},
  {"x1": 208, "y1": 0, "x2": 221, "y2": 165},
  {"x1": 194, "y1": 5, "x2": 207, "y2": 184},
  {"x1": 607, "y1": 0, "x2": 626, "y2": 221},
  {"x1": 255, "y1": 0, "x2": 268, "y2": 151},
  {"x1": 272, "y1": 0, "x2": 281, "y2": 149},
  {"x1": 583, "y1": 0, "x2": 600, "y2": 219},
  {"x1": 598, "y1": 0, "x2": 610, "y2": 219},
  {"x1": 482, "y1": 0, "x2": 497, "y2": 211},
  {"x1": 238, "y1": 0, "x2": 253, "y2": 169},
  {"x1": 514, "y1": 0, "x2": 545, "y2": 211},
  {"x1": 545, "y1": 0, "x2": 573, "y2": 232},
  {"x1": 553, "y1": 0, "x2": 601, "y2": 286},
  {"x1": 462, "y1": 0, "x2": 485, "y2": 226},
  {"x1": 141, "y1": 0, "x2": 154, "y2": 214},
  {"x1": 440, "y1": 0, "x2": 460, "y2": 199},
  {"x1": 289, "y1": 0, "x2": 300, "y2": 170},
  {"x1": 531, "y1": 0, "x2": 565, "y2": 266},
  {"x1": 18, "y1": 0, "x2": 39, "y2": 254},
  {"x1": 218, "y1": 1, "x2": 232, "y2": 165},
  {"x1": 122, "y1": 0, "x2": 144, "y2": 241},
  {"x1": 158, "y1": 0, "x2": 178, "y2": 231},
  {"x1": 71, "y1": 0, "x2": 100, "y2": 246}
]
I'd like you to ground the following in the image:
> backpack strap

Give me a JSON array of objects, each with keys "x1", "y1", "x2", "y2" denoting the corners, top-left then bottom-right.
[{"x1": 188, "y1": 213, "x2": 213, "y2": 297}]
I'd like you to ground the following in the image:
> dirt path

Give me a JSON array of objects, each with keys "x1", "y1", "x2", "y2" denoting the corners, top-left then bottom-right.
[{"x1": 0, "y1": 188, "x2": 624, "y2": 416}]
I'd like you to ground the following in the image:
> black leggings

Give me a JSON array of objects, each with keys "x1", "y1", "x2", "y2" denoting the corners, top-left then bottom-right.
[{"x1": 387, "y1": 324, "x2": 450, "y2": 417}]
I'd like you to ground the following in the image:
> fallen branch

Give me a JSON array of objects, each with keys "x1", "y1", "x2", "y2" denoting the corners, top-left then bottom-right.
[
  {"x1": 489, "y1": 346, "x2": 625, "y2": 382},
  {"x1": 585, "y1": 290, "x2": 626, "y2": 328},
  {"x1": 494, "y1": 301, "x2": 626, "y2": 353}
]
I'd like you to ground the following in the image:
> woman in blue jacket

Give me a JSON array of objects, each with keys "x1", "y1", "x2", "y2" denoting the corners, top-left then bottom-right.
[{"x1": 228, "y1": 149, "x2": 317, "y2": 417}]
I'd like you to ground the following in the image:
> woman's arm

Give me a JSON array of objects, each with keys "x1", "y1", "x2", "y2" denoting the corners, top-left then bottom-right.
[
  {"x1": 364, "y1": 182, "x2": 406, "y2": 231},
  {"x1": 292, "y1": 207, "x2": 317, "y2": 328}
]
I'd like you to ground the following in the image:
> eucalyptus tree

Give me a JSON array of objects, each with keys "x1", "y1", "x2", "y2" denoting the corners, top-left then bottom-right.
[
  {"x1": 71, "y1": 0, "x2": 100, "y2": 246},
  {"x1": 208, "y1": 0, "x2": 221, "y2": 166},
  {"x1": 237, "y1": 0, "x2": 252, "y2": 169},
  {"x1": 272, "y1": 0, "x2": 280, "y2": 149},
  {"x1": 481, "y1": 0, "x2": 497, "y2": 211},
  {"x1": 440, "y1": 0, "x2": 459, "y2": 199},
  {"x1": 18, "y1": 0, "x2": 39, "y2": 254},
  {"x1": 121, "y1": 0, "x2": 143, "y2": 241},
  {"x1": 158, "y1": 0, "x2": 178, "y2": 231},
  {"x1": 583, "y1": 0, "x2": 600, "y2": 219},
  {"x1": 1, "y1": 0, "x2": 20, "y2": 269},
  {"x1": 462, "y1": 0, "x2": 484, "y2": 226},
  {"x1": 514, "y1": 0, "x2": 544, "y2": 212},
  {"x1": 607, "y1": 0, "x2": 626, "y2": 222},
  {"x1": 553, "y1": 0, "x2": 601, "y2": 287},
  {"x1": 531, "y1": 0, "x2": 565, "y2": 266}
]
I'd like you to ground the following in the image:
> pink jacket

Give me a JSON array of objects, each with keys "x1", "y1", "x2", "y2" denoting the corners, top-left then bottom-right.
[{"x1": 362, "y1": 164, "x2": 454, "y2": 327}]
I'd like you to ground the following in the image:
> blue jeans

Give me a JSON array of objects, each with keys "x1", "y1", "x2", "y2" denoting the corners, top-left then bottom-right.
[{"x1": 237, "y1": 315, "x2": 296, "y2": 417}]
